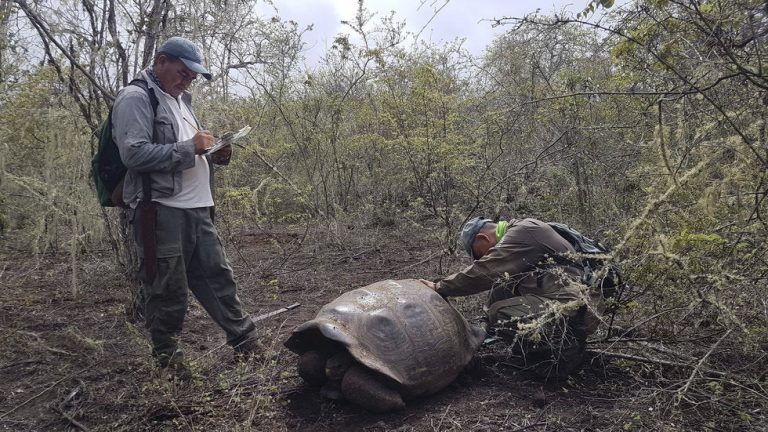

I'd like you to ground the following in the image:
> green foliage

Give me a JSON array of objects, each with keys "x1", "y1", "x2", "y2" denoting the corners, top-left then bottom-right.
[
  {"x1": 669, "y1": 229, "x2": 726, "y2": 255},
  {"x1": 0, "y1": 67, "x2": 104, "y2": 257},
  {"x1": 577, "y1": 0, "x2": 616, "y2": 19}
]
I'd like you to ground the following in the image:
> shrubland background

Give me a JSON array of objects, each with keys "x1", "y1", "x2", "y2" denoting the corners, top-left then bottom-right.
[{"x1": 1, "y1": 0, "x2": 767, "y2": 429}]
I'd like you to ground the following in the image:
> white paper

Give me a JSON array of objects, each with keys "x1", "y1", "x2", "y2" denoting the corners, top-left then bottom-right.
[{"x1": 206, "y1": 125, "x2": 252, "y2": 154}]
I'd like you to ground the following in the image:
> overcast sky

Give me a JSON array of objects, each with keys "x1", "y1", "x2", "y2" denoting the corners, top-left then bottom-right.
[{"x1": 258, "y1": 0, "x2": 611, "y2": 65}]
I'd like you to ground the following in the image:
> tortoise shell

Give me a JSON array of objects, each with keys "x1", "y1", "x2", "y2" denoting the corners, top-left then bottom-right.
[{"x1": 284, "y1": 279, "x2": 485, "y2": 398}]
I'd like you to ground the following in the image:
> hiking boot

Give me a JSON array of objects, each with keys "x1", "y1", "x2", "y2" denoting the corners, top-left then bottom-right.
[
  {"x1": 156, "y1": 350, "x2": 193, "y2": 381},
  {"x1": 528, "y1": 338, "x2": 586, "y2": 382},
  {"x1": 233, "y1": 336, "x2": 265, "y2": 362},
  {"x1": 165, "y1": 361, "x2": 193, "y2": 381}
]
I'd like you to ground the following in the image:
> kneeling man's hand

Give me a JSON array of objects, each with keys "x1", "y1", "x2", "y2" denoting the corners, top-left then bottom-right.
[{"x1": 418, "y1": 279, "x2": 436, "y2": 290}]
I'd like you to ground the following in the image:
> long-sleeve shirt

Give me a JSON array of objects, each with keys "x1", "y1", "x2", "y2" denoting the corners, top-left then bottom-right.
[{"x1": 436, "y1": 218, "x2": 585, "y2": 306}]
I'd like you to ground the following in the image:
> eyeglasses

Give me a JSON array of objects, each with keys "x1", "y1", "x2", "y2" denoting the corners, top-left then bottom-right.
[{"x1": 177, "y1": 65, "x2": 197, "y2": 82}]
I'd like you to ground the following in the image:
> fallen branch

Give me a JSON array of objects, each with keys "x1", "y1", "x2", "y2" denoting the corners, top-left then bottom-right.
[
  {"x1": 599, "y1": 351, "x2": 729, "y2": 378},
  {"x1": 14, "y1": 330, "x2": 75, "y2": 356},
  {"x1": 434, "y1": 403, "x2": 452, "y2": 431},
  {"x1": 51, "y1": 406, "x2": 90, "y2": 432},
  {"x1": 675, "y1": 329, "x2": 733, "y2": 404},
  {"x1": 387, "y1": 251, "x2": 443, "y2": 274},
  {"x1": 0, "y1": 375, "x2": 71, "y2": 420},
  {"x1": 44, "y1": 346, "x2": 76, "y2": 356},
  {"x1": 0, "y1": 360, "x2": 41, "y2": 370},
  {"x1": 511, "y1": 422, "x2": 548, "y2": 431}
]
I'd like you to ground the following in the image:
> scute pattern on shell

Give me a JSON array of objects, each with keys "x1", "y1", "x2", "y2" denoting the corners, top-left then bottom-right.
[{"x1": 285, "y1": 279, "x2": 485, "y2": 398}]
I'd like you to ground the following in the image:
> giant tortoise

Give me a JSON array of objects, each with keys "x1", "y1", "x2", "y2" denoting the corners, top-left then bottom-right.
[{"x1": 284, "y1": 279, "x2": 485, "y2": 412}]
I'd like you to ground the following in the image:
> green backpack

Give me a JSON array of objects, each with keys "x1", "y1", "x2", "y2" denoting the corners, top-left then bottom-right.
[{"x1": 91, "y1": 79, "x2": 158, "y2": 207}]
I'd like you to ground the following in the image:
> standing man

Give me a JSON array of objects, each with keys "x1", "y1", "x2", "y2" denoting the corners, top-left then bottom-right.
[
  {"x1": 113, "y1": 37, "x2": 259, "y2": 374},
  {"x1": 421, "y1": 217, "x2": 604, "y2": 380}
]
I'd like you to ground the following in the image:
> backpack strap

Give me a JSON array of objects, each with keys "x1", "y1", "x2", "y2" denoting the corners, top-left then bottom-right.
[
  {"x1": 125, "y1": 78, "x2": 161, "y2": 281},
  {"x1": 128, "y1": 78, "x2": 159, "y2": 110},
  {"x1": 127, "y1": 78, "x2": 158, "y2": 202}
]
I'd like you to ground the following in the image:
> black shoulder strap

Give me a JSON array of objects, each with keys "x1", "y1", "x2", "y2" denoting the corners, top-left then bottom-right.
[
  {"x1": 127, "y1": 78, "x2": 158, "y2": 202},
  {"x1": 128, "y1": 78, "x2": 159, "y2": 114}
]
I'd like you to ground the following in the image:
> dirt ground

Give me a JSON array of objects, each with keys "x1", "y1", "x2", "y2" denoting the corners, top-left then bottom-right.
[{"x1": 0, "y1": 222, "x2": 753, "y2": 431}]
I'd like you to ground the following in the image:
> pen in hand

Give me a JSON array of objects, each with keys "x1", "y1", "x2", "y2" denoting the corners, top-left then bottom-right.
[
  {"x1": 184, "y1": 117, "x2": 228, "y2": 154},
  {"x1": 184, "y1": 118, "x2": 216, "y2": 154},
  {"x1": 183, "y1": 116, "x2": 200, "y2": 132}
]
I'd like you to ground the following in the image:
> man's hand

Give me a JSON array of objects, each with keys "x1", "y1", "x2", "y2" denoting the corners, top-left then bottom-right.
[
  {"x1": 419, "y1": 279, "x2": 449, "y2": 300},
  {"x1": 193, "y1": 130, "x2": 215, "y2": 154},
  {"x1": 419, "y1": 279, "x2": 436, "y2": 290}
]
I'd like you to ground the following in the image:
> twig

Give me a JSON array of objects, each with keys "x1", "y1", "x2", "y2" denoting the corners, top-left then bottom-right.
[
  {"x1": 511, "y1": 422, "x2": 548, "y2": 431},
  {"x1": 250, "y1": 145, "x2": 300, "y2": 193},
  {"x1": 44, "y1": 346, "x2": 76, "y2": 356},
  {"x1": 0, "y1": 360, "x2": 41, "y2": 370},
  {"x1": 675, "y1": 329, "x2": 733, "y2": 403},
  {"x1": 168, "y1": 399, "x2": 194, "y2": 432},
  {"x1": 387, "y1": 251, "x2": 444, "y2": 274},
  {"x1": 0, "y1": 375, "x2": 71, "y2": 419},
  {"x1": 590, "y1": 337, "x2": 657, "y2": 343},
  {"x1": 14, "y1": 330, "x2": 75, "y2": 356},
  {"x1": 599, "y1": 351, "x2": 728, "y2": 378},
  {"x1": 594, "y1": 339, "x2": 711, "y2": 364},
  {"x1": 613, "y1": 159, "x2": 709, "y2": 257},
  {"x1": 270, "y1": 247, "x2": 378, "y2": 276},
  {"x1": 704, "y1": 376, "x2": 768, "y2": 403},
  {"x1": 657, "y1": 100, "x2": 678, "y2": 186},
  {"x1": 511, "y1": 399, "x2": 551, "y2": 431},
  {"x1": 51, "y1": 406, "x2": 90, "y2": 432},
  {"x1": 599, "y1": 306, "x2": 687, "y2": 349},
  {"x1": 434, "y1": 403, "x2": 451, "y2": 431},
  {"x1": 632, "y1": 341, "x2": 698, "y2": 362},
  {"x1": 415, "y1": 0, "x2": 449, "y2": 42}
]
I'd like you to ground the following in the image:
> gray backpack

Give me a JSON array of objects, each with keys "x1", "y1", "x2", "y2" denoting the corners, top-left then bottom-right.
[{"x1": 547, "y1": 222, "x2": 624, "y2": 299}]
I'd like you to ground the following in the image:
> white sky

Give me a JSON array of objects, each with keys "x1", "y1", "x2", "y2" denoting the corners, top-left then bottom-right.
[{"x1": 259, "y1": 0, "x2": 610, "y2": 64}]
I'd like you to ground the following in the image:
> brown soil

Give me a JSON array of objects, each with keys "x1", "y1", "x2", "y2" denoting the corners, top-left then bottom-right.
[{"x1": 0, "y1": 223, "x2": 735, "y2": 431}]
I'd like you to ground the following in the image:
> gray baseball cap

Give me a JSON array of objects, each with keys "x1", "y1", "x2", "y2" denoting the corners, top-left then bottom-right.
[
  {"x1": 157, "y1": 37, "x2": 212, "y2": 81},
  {"x1": 460, "y1": 216, "x2": 492, "y2": 260}
]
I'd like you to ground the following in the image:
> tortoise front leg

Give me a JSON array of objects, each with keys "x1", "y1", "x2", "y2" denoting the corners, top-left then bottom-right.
[
  {"x1": 341, "y1": 365, "x2": 405, "y2": 413},
  {"x1": 298, "y1": 350, "x2": 329, "y2": 386}
]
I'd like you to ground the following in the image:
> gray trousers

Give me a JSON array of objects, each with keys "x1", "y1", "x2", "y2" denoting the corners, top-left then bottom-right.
[
  {"x1": 134, "y1": 204, "x2": 256, "y2": 359},
  {"x1": 487, "y1": 295, "x2": 588, "y2": 380}
]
